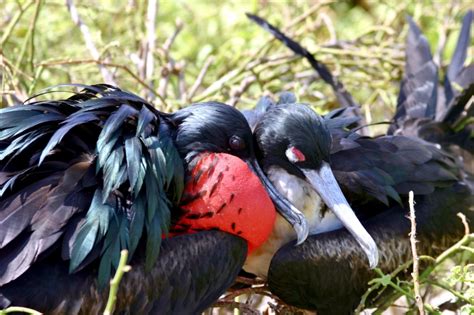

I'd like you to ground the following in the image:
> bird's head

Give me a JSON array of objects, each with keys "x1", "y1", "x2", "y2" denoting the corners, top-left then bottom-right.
[
  {"x1": 254, "y1": 103, "x2": 379, "y2": 268},
  {"x1": 169, "y1": 102, "x2": 309, "y2": 250},
  {"x1": 254, "y1": 104, "x2": 331, "y2": 176},
  {"x1": 170, "y1": 102, "x2": 256, "y2": 163}
]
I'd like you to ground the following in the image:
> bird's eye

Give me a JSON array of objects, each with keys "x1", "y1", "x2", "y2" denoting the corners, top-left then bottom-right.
[
  {"x1": 286, "y1": 146, "x2": 306, "y2": 163},
  {"x1": 229, "y1": 135, "x2": 246, "y2": 150}
]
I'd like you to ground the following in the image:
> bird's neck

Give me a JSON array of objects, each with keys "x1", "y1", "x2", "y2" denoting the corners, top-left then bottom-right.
[
  {"x1": 265, "y1": 166, "x2": 344, "y2": 235},
  {"x1": 243, "y1": 166, "x2": 323, "y2": 277}
]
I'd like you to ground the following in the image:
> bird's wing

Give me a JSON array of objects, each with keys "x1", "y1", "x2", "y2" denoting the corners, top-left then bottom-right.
[
  {"x1": 388, "y1": 16, "x2": 439, "y2": 135},
  {"x1": 0, "y1": 84, "x2": 184, "y2": 286},
  {"x1": 267, "y1": 183, "x2": 473, "y2": 313},
  {"x1": 0, "y1": 230, "x2": 247, "y2": 315},
  {"x1": 390, "y1": 11, "x2": 473, "y2": 134},
  {"x1": 329, "y1": 134, "x2": 461, "y2": 208}
]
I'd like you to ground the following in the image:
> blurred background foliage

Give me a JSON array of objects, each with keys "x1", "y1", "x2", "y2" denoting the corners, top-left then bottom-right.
[{"x1": 1, "y1": 0, "x2": 472, "y2": 136}]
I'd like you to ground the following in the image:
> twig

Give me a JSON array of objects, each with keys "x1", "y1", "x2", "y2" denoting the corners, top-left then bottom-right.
[
  {"x1": 222, "y1": 285, "x2": 270, "y2": 301},
  {"x1": 145, "y1": 0, "x2": 158, "y2": 82},
  {"x1": 28, "y1": 0, "x2": 42, "y2": 71},
  {"x1": 0, "y1": 307, "x2": 42, "y2": 315},
  {"x1": 141, "y1": 0, "x2": 158, "y2": 99},
  {"x1": 457, "y1": 212, "x2": 470, "y2": 236},
  {"x1": 157, "y1": 19, "x2": 184, "y2": 99},
  {"x1": 235, "y1": 275, "x2": 266, "y2": 286},
  {"x1": 228, "y1": 75, "x2": 256, "y2": 107},
  {"x1": 285, "y1": 0, "x2": 334, "y2": 30},
  {"x1": 357, "y1": 261, "x2": 413, "y2": 312},
  {"x1": 65, "y1": 0, "x2": 116, "y2": 85},
  {"x1": 186, "y1": 56, "x2": 215, "y2": 102},
  {"x1": 157, "y1": 63, "x2": 172, "y2": 99},
  {"x1": 459, "y1": 245, "x2": 474, "y2": 254},
  {"x1": 0, "y1": 1, "x2": 35, "y2": 47},
  {"x1": 103, "y1": 250, "x2": 131, "y2": 315},
  {"x1": 162, "y1": 19, "x2": 184, "y2": 55},
  {"x1": 14, "y1": 0, "x2": 42, "y2": 73},
  {"x1": 193, "y1": 4, "x2": 333, "y2": 103},
  {"x1": 375, "y1": 214, "x2": 474, "y2": 310},
  {"x1": 318, "y1": 12, "x2": 337, "y2": 44},
  {"x1": 212, "y1": 301, "x2": 259, "y2": 315},
  {"x1": 426, "y1": 280, "x2": 473, "y2": 304},
  {"x1": 408, "y1": 191, "x2": 425, "y2": 315},
  {"x1": 177, "y1": 60, "x2": 187, "y2": 101},
  {"x1": 36, "y1": 58, "x2": 167, "y2": 107},
  {"x1": 421, "y1": 232, "x2": 474, "y2": 278},
  {"x1": 2, "y1": 53, "x2": 35, "y2": 81}
]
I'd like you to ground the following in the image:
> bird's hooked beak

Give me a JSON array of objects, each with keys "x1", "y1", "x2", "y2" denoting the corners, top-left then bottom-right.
[
  {"x1": 246, "y1": 158, "x2": 309, "y2": 245},
  {"x1": 301, "y1": 161, "x2": 379, "y2": 268}
]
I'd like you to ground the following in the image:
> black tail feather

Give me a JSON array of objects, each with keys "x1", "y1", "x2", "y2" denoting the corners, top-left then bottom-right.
[
  {"x1": 389, "y1": 16, "x2": 438, "y2": 135},
  {"x1": 246, "y1": 13, "x2": 361, "y2": 111},
  {"x1": 390, "y1": 11, "x2": 473, "y2": 138},
  {"x1": 445, "y1": 10, "x2": 473, "y2": 102}
]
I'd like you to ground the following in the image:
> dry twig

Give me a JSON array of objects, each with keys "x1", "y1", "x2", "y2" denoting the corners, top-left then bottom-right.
[
  {"x1": 408, "y1": 191, "x2": 425, "y2": 315},
  {"x1": 186, "y1": 56, "x2": 215, "y2": 102},
  {"x1": 65, "y1": 0, "x2": 116, "y2": 85}
]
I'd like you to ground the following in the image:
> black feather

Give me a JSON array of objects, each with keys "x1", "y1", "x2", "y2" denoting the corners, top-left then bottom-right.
[
  {"x1": 0, "y1": 85, "x2": 180, "y2": 286},
  {"x1": 246, "y1": 13, "x2": 364, "y2": 127}
]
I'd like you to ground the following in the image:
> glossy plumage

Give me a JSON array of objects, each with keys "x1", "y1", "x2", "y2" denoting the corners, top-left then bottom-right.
[
  {"x1": 0, "y1": 84, "x2": 282, "y2": 313},
  {"x1": 0, "y1": 84, "x2": 183, "y2": 287},
  {"x1": 0, "y1": 231, "x2": 246, "y2": 314},
  {"x1": 247, "y1": 12, "x2": 473, "y2": 314}
]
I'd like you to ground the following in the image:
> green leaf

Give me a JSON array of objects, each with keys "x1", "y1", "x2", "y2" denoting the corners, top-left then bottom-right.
[{"x1": 379, "y1": 274, "x2": 392, "y2": 287}]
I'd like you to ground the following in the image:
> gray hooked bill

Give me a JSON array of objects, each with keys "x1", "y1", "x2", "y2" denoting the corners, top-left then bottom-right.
[
  {"x1": 302, "y1": 161, "x2": 379, "y2": 268},
  {"x1": 246, "y1": 158, "x2": 309, "y2": 245}
]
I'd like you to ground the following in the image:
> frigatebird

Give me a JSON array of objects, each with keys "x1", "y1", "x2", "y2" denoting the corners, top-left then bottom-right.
[
  {"x1": 246, "y1": 12, "x2": 473, "y2": 314},
  {"x1": 0, "y1": 84, "x2": 307, "y2": 313}
]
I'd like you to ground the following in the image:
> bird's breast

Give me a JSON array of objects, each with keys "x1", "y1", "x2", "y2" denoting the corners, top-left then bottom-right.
[{"x1": 172, "y1": 153, "x2": 276, "y2": 253}]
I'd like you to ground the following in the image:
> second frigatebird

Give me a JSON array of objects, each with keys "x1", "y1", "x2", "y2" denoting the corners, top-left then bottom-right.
[{"x1": 245, "y1": 11, "x2": 474, "y2": 314}]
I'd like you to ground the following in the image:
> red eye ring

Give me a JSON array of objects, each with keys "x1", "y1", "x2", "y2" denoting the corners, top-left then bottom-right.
[{"x1": 286, "y1": 146, "x2": 306, "y2": 162}]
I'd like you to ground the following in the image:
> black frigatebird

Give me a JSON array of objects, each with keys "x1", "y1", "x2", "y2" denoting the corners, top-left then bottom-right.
[
  {"x1": 0, "y1": 84, "x2": 308, "y2": 313},
  {"x1": 246, "y1": 12, "x2": 473, "y2": 314}
]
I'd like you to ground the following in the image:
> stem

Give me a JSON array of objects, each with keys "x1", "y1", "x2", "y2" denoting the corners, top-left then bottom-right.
[
  {"x1": 408, "y1": 191, "x2": 425, "y2": 315},
  {"x1": 0, "y1": 1, "x2": 35, "y2": 47},
  {"x1": 426, "y1": 280, "x2": 473, "y2": 304},
  {"x1": 66, "y1": 0, "x2": 116, "y2": 85},
  {"x1": 103, "y1": 250, "x2": 131, "y2": 315},
  {"x1": 14, "y1": 0, "x2": 42, "y2": 73},
  {"x1": 28, "y1": 0, "x2": 42, "y2": 71},
  {"x1": 0, "y1": 307, "x2": 42, "y2": 315},
  {"x1": 212, "y1": 301, "x2": 259, "y2": 315},
  {"x1": 36, "y1": 58, "x2": 167, "y2": 107},
  {"x1": 420, "y1": 233, "x2": 474, "y2": 279}
]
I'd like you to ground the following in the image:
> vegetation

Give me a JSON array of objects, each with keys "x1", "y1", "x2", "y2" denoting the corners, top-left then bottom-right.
[{"x1": 1, "y1": 0, "x2": 472, "y2": 314}]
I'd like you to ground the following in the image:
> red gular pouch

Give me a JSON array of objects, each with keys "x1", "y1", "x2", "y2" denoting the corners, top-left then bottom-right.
[{"x1": 172, "y1": 153, "x2": 276, "y2": 253}]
